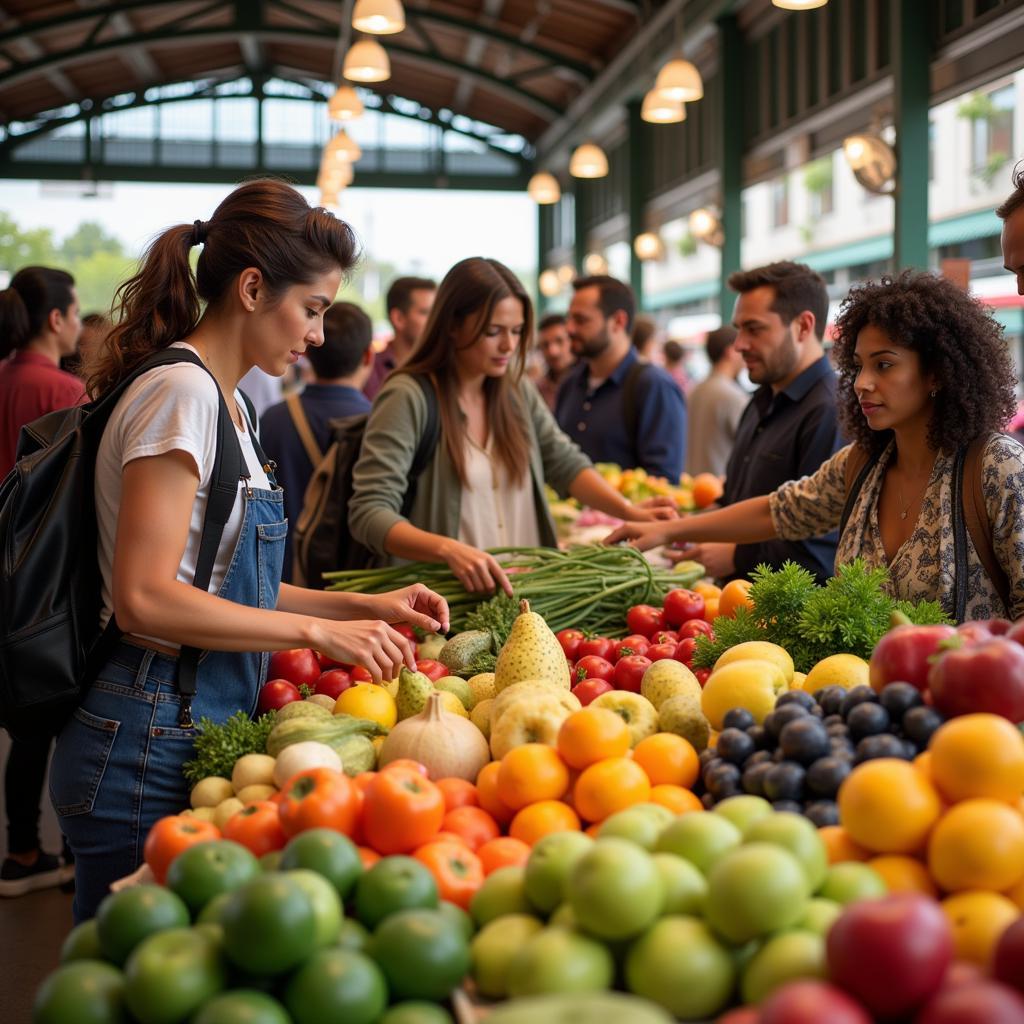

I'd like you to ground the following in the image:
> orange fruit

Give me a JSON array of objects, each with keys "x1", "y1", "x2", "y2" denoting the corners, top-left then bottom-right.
[
  {"x1": 1007, "y1": 874, "x2": 1024, "y2": 911},
  {"x1": 632, "y1": 733, "x2": 700, "y2": 788},
  {"x1": 648, "y1": 784, "x2": 703, "y2": 815},
  {"x1": 573, "y1": 756, "x2": 651, "y2": 823},
  {"x1": 497, "y1": 744, "x2": 570, "y2": 810},
  {"x1": 819, "y1": 826, "x2": 871, "y2": 864},
  {"x1": 508, "y1": 800, "x2": 580, "y2": 846},
  {"x1": 867, "y1": 855, "x2": 938, "y2": 897},
  {"x1": 557, "y1": 708, "x2": 631, "y2": 770},
  {"x1": 703, "y1": 597, "x2": 720, "y2": 621},
  {"x1": 436, "y1": 777, "x2": 480, "y2": 812},
  {"x1": 692, "y1": 473, "x2": 724, "y2": 509},
  {"x1": 942, "y1": 890, "x2": 1021, "y2": 966},
  {"x1": 476, "y1": 761, "x2": 515, "y2": 826},
  {"x1": 477, "y1": 836, "x2": 531, "y2": 875},
  {"x1": 357, "y1": 846, "x2": 381, "y2": 869},
  {"x1": 928, "y1": 714, "x2": 1024, "y2": 805},
  {"x1": 585, "y1": 822, "x2": 602, "y2": 838},
  {"x1": 838, "y1": 759, "x2": 943, "y2": 854},
  {"x1": 717, "y1": 579, "x2": 754, "y2": 619},
  {"x1": 927, "y1": 799, "x2": 1024, "y2": 893},
  {"x1": 693, "y1": 581, "x2": 722, "y2": 600},
  {"x1": 914, "y1": 751, "x2": 933, "y2": 780},
  {"x1": 441, "y1": 805, "x2": 501, "y2": 851}
]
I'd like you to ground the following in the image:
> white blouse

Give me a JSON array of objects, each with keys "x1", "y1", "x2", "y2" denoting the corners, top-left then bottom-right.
[{"x1": 457, "y1": 437, "x2": 541, "y2": 550}]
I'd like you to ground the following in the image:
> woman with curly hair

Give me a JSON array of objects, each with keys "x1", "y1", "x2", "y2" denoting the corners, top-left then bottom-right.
[{"x1": 607, "y1": 271, "x2": 1024, "y2": 620}]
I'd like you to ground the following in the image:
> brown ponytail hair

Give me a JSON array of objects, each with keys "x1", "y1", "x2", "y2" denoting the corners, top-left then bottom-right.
[
  {"x1": 401, "y1": 257, "x2": 533, "y2": 486},
  {"x1": 87, "y1": 178, "x2": 358, "y2": 396},
  {"x1": 0, "y1": 266, "x2": 76, "y2": 359}
]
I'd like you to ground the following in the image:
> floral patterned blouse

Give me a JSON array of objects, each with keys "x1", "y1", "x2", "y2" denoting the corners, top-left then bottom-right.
[{"x1": 767, "y1": 435, "x2": 1024, "y2": 621}]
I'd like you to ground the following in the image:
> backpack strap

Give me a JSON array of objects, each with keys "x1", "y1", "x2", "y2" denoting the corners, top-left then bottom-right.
[
  {"x1": 286, "y1": 393, "x2": 324, "y2": 468},
  {"x1": 838, "y1": 444, "x2": 876, "y2": 537},
  {"x1": 961, "y1": 434, "x2": 1011, "y2": 615},
  {"x1": 620, "y1": 360, "x2": 648, "y2": 468}
]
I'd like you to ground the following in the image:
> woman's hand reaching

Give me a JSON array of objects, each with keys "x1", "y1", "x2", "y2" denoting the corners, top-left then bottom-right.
[
  {"x1": 361, "y1": 584, "x2": 451, "y2": 635},
  {"x1": 309, "y1": 619, "x2": 417, "y2": 683},
  {"x1": 604, "y1": 519, "x2": 680, "y2": 552},
  {"x1": 441, "y1": 540, "x2": 514, "y2": 596}
]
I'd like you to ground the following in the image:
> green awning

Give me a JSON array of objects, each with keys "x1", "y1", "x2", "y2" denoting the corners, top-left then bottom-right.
[
  {"x1": 929, "y1": 209, "x2": 1003, "y2": 248},
  {"x1": 803, "y1": 236, "x2": 893, "y2": 274},
  {"x1": 644, "y1": 278, "x2": 719, "y2": 310}
]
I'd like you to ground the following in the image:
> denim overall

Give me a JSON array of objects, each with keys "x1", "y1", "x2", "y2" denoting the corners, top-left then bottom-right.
[{"x1": 50, "y1": 477, "x2": 286, "y2": 922}]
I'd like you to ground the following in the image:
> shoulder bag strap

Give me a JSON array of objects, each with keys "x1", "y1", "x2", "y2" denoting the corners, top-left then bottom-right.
[
  {"x1": 286, "y1": 393, "x2": 324, "y2": 468},
  {"x1": 838, "y1": 444, "x2": 875, "y2": 537},
  {"x1": 962, "y1": 435, "x2": 1011, "y2": 614}
]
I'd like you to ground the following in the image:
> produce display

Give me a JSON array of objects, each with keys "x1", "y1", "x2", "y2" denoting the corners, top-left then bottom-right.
[{"x1": 30, "y1": 563, "x2": 1024, "y2": 1024}]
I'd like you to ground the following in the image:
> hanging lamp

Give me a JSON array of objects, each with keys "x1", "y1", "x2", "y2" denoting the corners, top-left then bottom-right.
[
  {"x1": 328, "y1": 85, "x2": 365, "y2": 122},
  {"x1": 317, "y1": 161, "x2": 354, "y2": 192},
  {"x1": 539, "y1": 269, "x2": 562, "y2": 297},
  {"x1": 527, "y1": 171, "x2": 561, "y2": 204},
  {"x1": 343, "y1": 39, "x2": 391, "y2": 83},
  {"x1": 654, "y1": 57, "x2": 703, "y2": 102},
  {"x1": 633, "y1": 232, "x2": 665, "y2": 261},
  {"x1": 772, "y1": 0, "x2": 828, "y2": 9},
  {"x1": 641, "y1": 89, "x2": 686, "y2": 124},
  {"x1": 323, "y1": 128, "x2": 362, "y2": 163},
  {"x1": 569, "y1": 142, "x2": 608, "y2": 179},
  {"x1": 352, "y1": 0, "x2": 406, "y2": 34}
]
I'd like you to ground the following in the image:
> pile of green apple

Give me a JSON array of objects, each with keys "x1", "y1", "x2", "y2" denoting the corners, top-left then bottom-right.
[{"x1": 468, "y1": 796, "x2": 890, "y2": 1021}]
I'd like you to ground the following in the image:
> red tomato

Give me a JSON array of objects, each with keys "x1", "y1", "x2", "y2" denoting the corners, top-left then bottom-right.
[
  {"x1": 416, "y1": 659, "x2": 449, "y2": 682},
  {"x1": 556, "y1": 629, "x2": 585, "y2": 660},
  {"x1": 613, "y1": 635, "x2": 650, "y2": 660},
  {"x1": 678, "y1": 619, "x2": 715, "y2": 640},
  {"x1": 663, "y1": 589, "x2": 706, "y2": 627},
  {"x1": 626, "y1": 604, "x2": 665, "y2": 638},
  {"x1": 257, "y1": 679, "x2": 301, "y2": 714},
  {"x1": 277, "y1": 767, "x2": 359, "y2": 838},
  {"x1": 394, "y1": 623, "x2": 417, "y2": 642},
  {"x1": 578, "y1": 637, "x2": 616, "y2": 661},
  {"x1": 143, "y1": 815, "x2": 220, "y2": 884},
  {"x1": 573, "y1": 655, "x2": 615, "y2": 683},
  {"x1": 351, "y1": 666, "x2": 374, "y2": 683},
  {"x1": 267, "y1": 649, "x2": 321, "y2": 688},
  {"x1": 317, "y1": 652, "x2": 353, "y2": 671},
  {"x1": 694, "y1": 667, "x2": 712, "y2": 686},
  {"x1": 221, "y1": 801, "x2": 288, "y2": 858},
  {"x1": 572, "y1": 678, "x2": 615, "y2": 706},
  {"x1": 674, "y1": 637, "x2": 699, "y2": 667},
  {"x1": 647, "y1": 642, "x2": 678, "y2": 662},
  {"x1": 315, "y1": 669, "x2": 352, "y2": 700},
  {"x1": 651, "y1": 630, "x2": 679, "y2": 646},
  {"x1": 362, "y1": 765, "x2": 446, "y2": 855},
  {"x1": 613, "y1": 654, "x2": 652, "y2": 693}
]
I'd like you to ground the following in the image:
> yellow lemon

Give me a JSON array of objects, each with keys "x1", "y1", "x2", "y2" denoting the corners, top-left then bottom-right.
[
  {"x1": 701, "y1": 659, "x2": 788, "y2": 730},
  {"x1": 334, "y1": 683, "x2": 397, "y2": 729},
  {"x1": 803, "y1": 654, "x2": 870, "y2": 694},
  {"x1": 713, "y1": 642, "x2": 794, "y2": 685}
]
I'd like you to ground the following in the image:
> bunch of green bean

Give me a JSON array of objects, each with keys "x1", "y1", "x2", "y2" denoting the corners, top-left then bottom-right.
[{"x1": 323, "y1": 544, "x2": 704, "y2": 637}]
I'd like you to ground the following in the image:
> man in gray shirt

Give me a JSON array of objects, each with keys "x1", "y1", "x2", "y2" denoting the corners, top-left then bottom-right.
[{"x1": 685, "y1": 326, "x2": 748, "y2": 476}]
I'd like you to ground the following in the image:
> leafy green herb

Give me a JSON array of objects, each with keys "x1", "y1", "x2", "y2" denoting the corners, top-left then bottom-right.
[
  {"x1": 464, "y1": 594, "x2": 520, "y2": 649},
  {"x1": 298, "y1": 683, "x2": 314, "y2": 699},
  {"x1": 182, "y1": 710, "x2": 277, "y2": 786}
]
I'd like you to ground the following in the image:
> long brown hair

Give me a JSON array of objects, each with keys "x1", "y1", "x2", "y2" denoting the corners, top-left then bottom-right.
[
  {"x1": 401, "y1": 257, "x2": 533, "y2": 485},
  {"x1": 87, "y1": 178, "x2": 358, "y2": 396}
]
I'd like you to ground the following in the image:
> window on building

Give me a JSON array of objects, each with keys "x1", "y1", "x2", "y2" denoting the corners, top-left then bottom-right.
[
  {"x1": 771, "y1": 177, "x2": 789, "y2": 228},
  {"x1": 971, "y1": 85, "x2": 1014, "y2": 178}
]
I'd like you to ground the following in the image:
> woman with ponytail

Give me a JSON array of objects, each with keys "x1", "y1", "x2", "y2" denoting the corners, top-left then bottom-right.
[
  {"x1": 0, "y1": 266, "x2": 82, "y2": 898},
  {"x1": 51, "y1": 180, "x2": 449, "y2": 920}
]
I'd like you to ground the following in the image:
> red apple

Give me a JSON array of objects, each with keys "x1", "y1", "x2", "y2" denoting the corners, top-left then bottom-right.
[
  {"x1": 415, "y1": 659, "x2": 449, "y2": 682},
  {"x1": 917, "y1": 982, "x2": 1024, "y2": 1024},
  {"x1": 760, "y1": 981, "x2": 871, "y2": 1024},
  {"x1": 257, "y1": 679, "x2": 301, "y2": 714},
  {"x1": 351, "y1": 665, "x2": 373, "y2": 683},
  {"x1": 993, "y1": 917, "x2": 1024, "y2": 995},
  {"x1": 315, "y1": 669, "x2": 352, "y2": 700},
  {"x1": 869, "y1": 624, "x2": 956, "y2": 693},
  {"x1": 267, "y1": 648, "x2": 321, "y2": 688},
  {"x1": 928, "y1": 637, "x2": 1024, "y2": 722},
  {"x1": 826, "y1": 894, "x2": 954, "y2": 1019},
  {"x1": 571, "y1": 677, "x2": 614, "y2": 706}
]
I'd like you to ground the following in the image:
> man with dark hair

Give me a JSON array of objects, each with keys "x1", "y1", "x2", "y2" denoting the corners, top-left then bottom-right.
[
  {"x1": 556, "y1": 275, "x2": 687, "y2": 480},
  {"x1": 364, "y1": 275, "x2": 436, "y2": 399},
  {"x1": 686, "y1": 326, "x2": 748, "y2": 476},
  {"x1": 261, "y1": 301, "x2": 375, "y2": 581},
  {"x1": 535, "y1": 312, "x2": 576, "y2": 411},
  {"x1": 998, "y1": 162, "x2": 1024, "y2": 296},
  {"x1": 673, "y1": 261, "x2": 841, "y2": 582}
]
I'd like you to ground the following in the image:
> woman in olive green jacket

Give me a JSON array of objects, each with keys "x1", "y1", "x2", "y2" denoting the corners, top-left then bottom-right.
[{"x1": 349, "y1": 257, "x2": 673, "y2": 594}]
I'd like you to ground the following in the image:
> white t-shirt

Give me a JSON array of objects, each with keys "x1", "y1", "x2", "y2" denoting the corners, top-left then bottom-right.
[{"x1": 95, "y1": 343, "x2": 272, "y2": 642}]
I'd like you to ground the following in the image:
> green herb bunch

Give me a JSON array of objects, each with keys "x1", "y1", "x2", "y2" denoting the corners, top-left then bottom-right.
[{"x1": 182, "y1": 710, "x2": 277, "y2": 786}]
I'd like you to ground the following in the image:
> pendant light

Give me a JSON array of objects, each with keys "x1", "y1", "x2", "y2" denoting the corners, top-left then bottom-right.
[
  {"x1": 583, "y1": 252, "x2": 609, "y2": 275},
  {"x1": 323, "y1": 128, "x2": 362, "y2": 164},
  {"x1": 556, "y1": 264, "x2": 576, "y2": 285},
  {"x1": 318, "y1": 161, "x2": 354, "y2": 192},
  {"x1": 328, "y1": 85, "x2": 364, "y2": 122},
  {"x1": 343, "y1": 39, "x2": 391, "y2": 83},
  {"x1": 772, "y1": 0, "x2": 828, "y2": 9},
  {"x1": 654, "y1": 57, "x2": 703, "y2": 102},
  {"x1": 689, "y1": 207, "x2": 723, "y2": 246},
  {"x1": 641, "y1": 89, "x2": 686, "y2": 124},
  {"x1": 352, "y1": 0, "x2": 406, "y2": 34},
  {"x1": 569, "y1": 142, "x2": 608, "y2": 179},
  {"x1": 539, "y1": 269, "x2": 562, "y2": 297},
  {"x1": 633, "y1": 232, "x2": 664, "y2": 261},
  {"x1": 527, "y1": 171, "x2": 561, "y2": 204}
]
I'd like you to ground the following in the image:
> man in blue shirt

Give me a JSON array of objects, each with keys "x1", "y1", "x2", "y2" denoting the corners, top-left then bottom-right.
[
  {"x1": 261, "y1": 302, "x2": 374, "y2": 582},
  {"x1": 555, "y1": 275, "x2": 687, "y2": 481}
]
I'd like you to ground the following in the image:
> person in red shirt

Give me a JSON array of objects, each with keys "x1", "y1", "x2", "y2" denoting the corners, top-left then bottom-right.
[{"x1": 0, "y1": 265, "x2": 83, "y2": 895}]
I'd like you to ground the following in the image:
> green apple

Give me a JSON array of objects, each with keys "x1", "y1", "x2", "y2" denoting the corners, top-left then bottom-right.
[
  {"x1": 713, "y1": 795, "x2": 773, "y2": 836},
  {"x1": 470, "y1": 914, "x2": 544, "y2": 999},
  {"x1": 654, "y1": 812, "x2": 742, "y2": 875},
  {"x1": 597, "y1": 803, "x2": 674, "y2": 850},
  {"x1": 470, "y1": 866, "x2": 532, "y2": 927},
  {"x1": 743, "y1": 812, "x2": 828, "y2": 891},
  {"x1": 523, "y1": 831, "x2": 594, "y2": 914},
  {"x1": 624, "y1": 915, "x2": 735, "y2": 1020},
  {"x1": 796, "y1": 897, "x2": 842, "y2": 936},
  {"x1": 705, "y1": 843, "x2": 810, "y2": 944},
  {"x1": 816, "y1": 862, "x2": 887, "y2": 905},
  {"x1": 505, "y1": 927, "x2": 614, "y2": 998},
  {"x1": 548, "y1": 903, "x2": 577, "y2": 929},
  {"x1": 740, "y1": 929, "x2": 826, "y2": 1004},
  {"x1": 567, "y1": 838, "x2": 665, "y2": 941},
  {"x1": 281, "y1": 870, "x2": 344, "y2": 949},
  {"x1": 652, "y1": 853, "x2": 708, "y2": 916}
]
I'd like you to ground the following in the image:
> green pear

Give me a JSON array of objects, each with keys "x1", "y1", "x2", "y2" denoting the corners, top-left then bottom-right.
[
  {"x1": 494, "y1": 600, "x2": 570, "y2": 692},
  {"x1": 434, "y1": 675, "x2": 475, "y2": 710},
  {"x1": 396, "y1": 666, "x2": 434, "y2": 721}
]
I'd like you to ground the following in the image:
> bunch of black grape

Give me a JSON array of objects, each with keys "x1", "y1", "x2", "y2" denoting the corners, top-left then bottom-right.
[{"x1": 698, "y1": 683, "x2": 945, "y2": 827}]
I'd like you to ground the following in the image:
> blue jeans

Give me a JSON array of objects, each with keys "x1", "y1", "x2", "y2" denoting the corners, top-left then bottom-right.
[{"x1": 51, "y1": 486, "x2": 285, "y2": 920}]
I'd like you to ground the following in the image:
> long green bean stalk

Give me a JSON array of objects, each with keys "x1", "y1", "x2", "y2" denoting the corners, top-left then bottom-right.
[{"x1": 324, "y1": 544, "x2": 704, "y2": 639}]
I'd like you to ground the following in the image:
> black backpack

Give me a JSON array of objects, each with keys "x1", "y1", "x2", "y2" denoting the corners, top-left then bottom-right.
[
  {"x1": 0, "y1": 348, "x2": 251, "y2": 740},
  {"x1": 292, "y1": 374, "x2": 440, "y2": 587}
]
